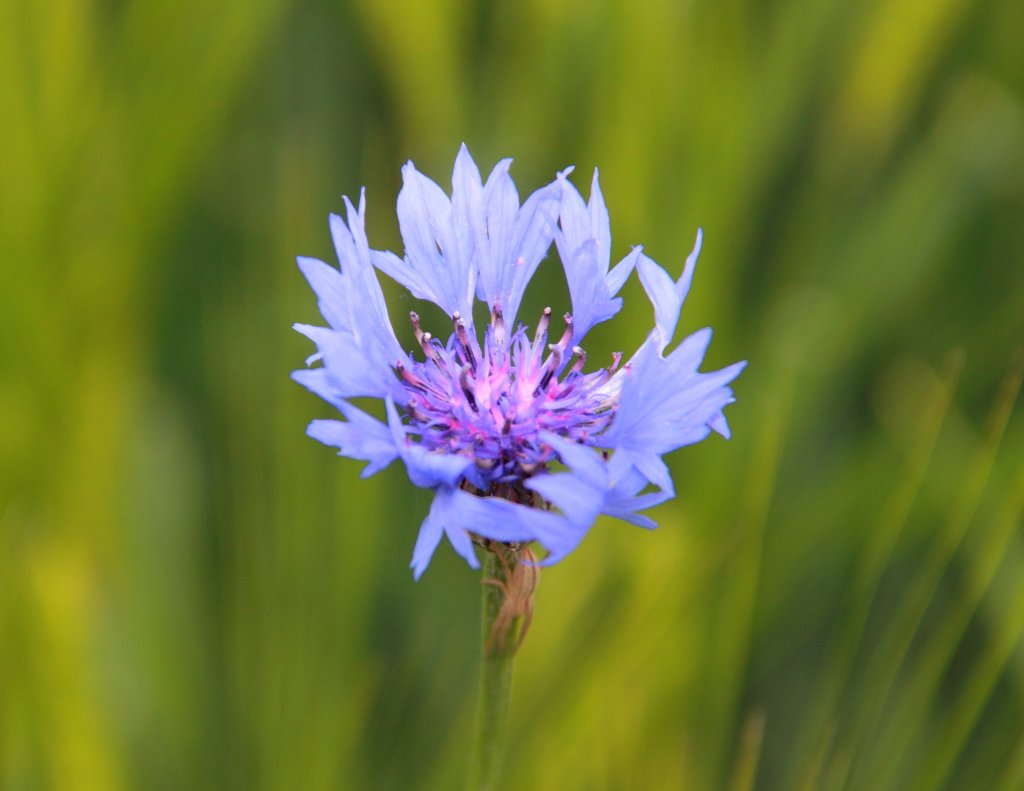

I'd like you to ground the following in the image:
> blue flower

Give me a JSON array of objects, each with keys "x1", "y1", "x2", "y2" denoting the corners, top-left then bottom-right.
[{"x1": 294, "y1": 145, "x2": 745, "y2": 578}]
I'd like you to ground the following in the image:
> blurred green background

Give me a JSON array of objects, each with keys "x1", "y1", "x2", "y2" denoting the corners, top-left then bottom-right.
[{"x1": 2, "y1": 0, "x2": 1023, "y2": 788}]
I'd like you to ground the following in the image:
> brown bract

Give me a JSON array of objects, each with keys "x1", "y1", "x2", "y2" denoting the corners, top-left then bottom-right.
[{"x1": 481, "y1": 543, "x2": 540, "y2": 657}]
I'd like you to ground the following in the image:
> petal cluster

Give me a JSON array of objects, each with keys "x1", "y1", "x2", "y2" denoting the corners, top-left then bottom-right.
[{"x1": 294, "y1": 145, "x2": 745, "y2": 577}]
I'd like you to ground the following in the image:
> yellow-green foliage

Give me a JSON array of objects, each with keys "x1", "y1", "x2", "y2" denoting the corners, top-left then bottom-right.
[{"x1": 1, "y1": 0, "x2": 1022, "y2": 788}]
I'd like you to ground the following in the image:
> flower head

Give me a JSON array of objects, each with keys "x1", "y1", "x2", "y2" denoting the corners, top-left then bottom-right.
[{"x1": 294, "y1": 145, "x2": 745, "y2": 578}]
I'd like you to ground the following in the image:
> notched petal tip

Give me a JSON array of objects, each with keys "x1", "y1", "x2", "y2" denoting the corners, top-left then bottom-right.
[
  {"x1": 410, "y1": 510, "x2": 444, "y2": 580},
  {"x1": 296, "y1": 254, "x2": 324, "y2": 272},
  {"x1": 341, "y1": 191, "x2": 365, "y2": 223},
  {"x1": 710, "y1": 413, "x2": 732, "y2": 439}
]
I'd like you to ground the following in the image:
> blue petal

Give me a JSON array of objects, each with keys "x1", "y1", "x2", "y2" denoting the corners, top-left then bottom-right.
[
  {"x1": 501, "y1": 181, "x2": 561, "y2": 330},
  {"x1": 332, "y1": 193, "x2": 404, "y2": 353},
  {"x1": 445, "y1": 516, "x2": 480, "y2": 571},
  {"x1": 524, "y1": 436, "x2": 607, "y2": 536},
  {"x1": 602, "y1": 331, "x2": 746, "y2": 459},
  {"x1": 292, "y1": 323, "x2": 333, "y2": 365},
  {"x1": 472, "y1": 158, "x2": 517, "y2": 306},
  {"x1": 523, "y1": 434, "x2": 675, "y2": 563},
  {"x1": 607, "y1": 246, "x2": 639, "y2": 295},
  {"x1": 295, "y1": 194, "x2": 405, "y2": 403},
  {"x1": 297, "y1": 257, "x2": 350, "y2": 331},
  {"x1": 417, "y1": 487, "x2": 481, "y2": 577},
  {"x1": 554, "y1": 170, "x2": 638, "y2": 342},
  {"x1": 450, "y1": 143, "x2": 486, "y2": 293},
  {"x1": 709, "y1": 412, "x2": 732, "y2": 439},
  {"x1": 400, "y1": 443, "x2": 473, "y2": 489},
  {"x1": 306, "y1": 399, "x2": 399, "y2": 477},
  {"x1": 525, "y1": 472, "x2": 602, "y2": 548},
  {"x1": 410, "y1": 486, "x2": 576, "y2": 578},
  {"x1": 557, "y1": 168, "x2": 610, "y2": 260},
  {"x1": 613, "y1": 449, "x2": 674, "y2": 495},
  {"x1": 531, "y1": 521, "x2": 591, "y2": 566},
  {"x1": 448, "y1": 488, "x2": 553, "y2": 543},
  {"x1": 526, "y1": 472, "x2": 603, "y2": 532},
  {"x1": 296, "y1": 327, "x2": 404, "y2": 401},
  {"x1": 473, "y1": 160, "x2": 561, "y2": 330},
  {"x1": 291, "y1": 367, "x2": 346, "y2": 409},
  {"x1": 636, "y1": 228, "x2": 702, "y2": 351},
  {"x1": 293, "y1": 323, "x2": 400, "y2": 399},
  {"x1": 602, "y1": 454, "x2": 673, "y2": 527},
  {"x1": 543, "y1": 432, "x2": 607, "y2": 481},
  {"x1": 410, "y1": 498, "x2": 446, "y2": 580},
  {"x1": 377, "y1": 146, "x2": 560, "y2": 332},
  {"x1": 559, "y1": 239, "x2": 625, "y2": 341},
  {"x1": 376, "y1": 155, "x2": 476, "y2": 319},
  {"x1": 385, "y1": 397, "x2": 472, "y2": 488}
]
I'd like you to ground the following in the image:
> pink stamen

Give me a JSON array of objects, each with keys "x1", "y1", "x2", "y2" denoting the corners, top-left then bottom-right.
[
  {"x1": 409, "y1": 311, "x2": 424, "y2": 344},
  {"x1": 491, "y1": 301, "x2": 506, "y2": 346},
  {"x1": 534, "y1": 307, "x2": 551, "y2": 345},
  {"x1": 553, "y1": 313, "x2": 574, "y2": 353},
  {"x1": 569, "y1": 346, "x2": 587, "y2": 374},
  {"x1": 459, "y1": 365, "x2": 479, "y2": 412},
  {"x1": 454, "y1": 313, "x2": 477, "y2": 370},
  {"x1": 420, "y1": 331, "x2": 437, "y2": 362}
]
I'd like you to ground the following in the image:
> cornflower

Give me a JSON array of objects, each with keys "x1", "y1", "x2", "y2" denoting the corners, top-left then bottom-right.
[{"x1": 293, "y1": 145, "x2": 745, "y2": 579}]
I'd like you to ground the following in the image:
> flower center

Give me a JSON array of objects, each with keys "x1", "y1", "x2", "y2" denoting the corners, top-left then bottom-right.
[{"x1": 394, "y1": 305, "x2": 621, "y2": 482}]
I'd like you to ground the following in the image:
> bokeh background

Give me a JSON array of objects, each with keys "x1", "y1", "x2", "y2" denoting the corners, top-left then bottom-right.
[{"x1": 2, "y1": 0, "x2": 1023, "y2": 788}]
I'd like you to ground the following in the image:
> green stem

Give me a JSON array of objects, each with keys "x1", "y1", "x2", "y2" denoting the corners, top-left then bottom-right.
[{"x1": 470, "y1": 548, "x2": 516, "y2": 791}]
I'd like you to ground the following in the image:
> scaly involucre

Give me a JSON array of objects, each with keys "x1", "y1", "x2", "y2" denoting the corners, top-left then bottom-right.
[{"x1": 294, "y1": 145, "x2": 746, "y2": 578}]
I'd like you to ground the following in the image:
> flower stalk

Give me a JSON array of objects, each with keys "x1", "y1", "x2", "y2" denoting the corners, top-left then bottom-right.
[{"x1": 470, "y1": 543, "x2": 536, "y2": 790}]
